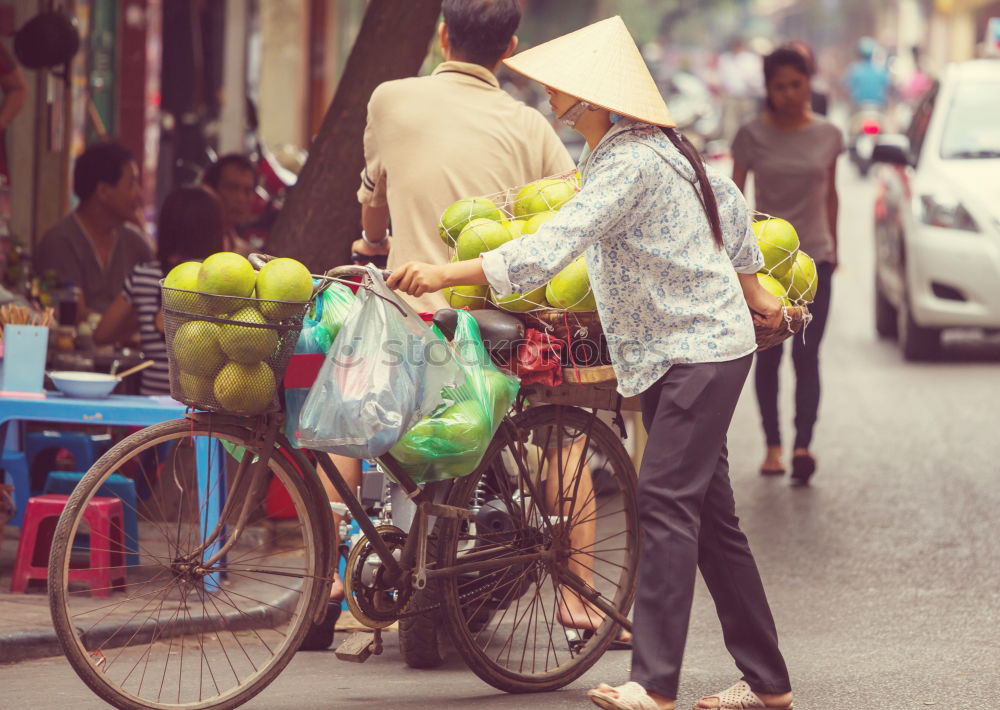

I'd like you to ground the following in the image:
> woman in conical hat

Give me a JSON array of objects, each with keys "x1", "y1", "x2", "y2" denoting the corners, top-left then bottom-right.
[{"x1": 389, "y1": 17, "x2": 793, "y2": 710}]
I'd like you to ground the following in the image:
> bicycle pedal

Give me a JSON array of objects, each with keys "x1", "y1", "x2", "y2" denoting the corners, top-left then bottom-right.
[
  {"x1": 423, "y1": 502, "x2": 473, "y2": 520},
  {"x1": 334, "y1": 632, "x2": 377, "y2": 663}
]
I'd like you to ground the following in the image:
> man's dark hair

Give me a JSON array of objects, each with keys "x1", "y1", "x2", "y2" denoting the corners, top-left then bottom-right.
[
  {"x1": 443, "y1": 0, "x2": 520, "y2": 68},
  {"x1": 156, "y1": 186, "x2": 225, "y2": 264},
  {"x1": 202, "y1": 153, "x2": 255, "y2": 190},
  {"x1": 73, "y1": 141, "x2": 135, "y2": 203}
]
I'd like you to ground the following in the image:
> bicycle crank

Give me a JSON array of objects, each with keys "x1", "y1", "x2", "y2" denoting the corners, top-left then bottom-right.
[{"x1": 344, "y1": 525, "x2": 412, "y2": 629}]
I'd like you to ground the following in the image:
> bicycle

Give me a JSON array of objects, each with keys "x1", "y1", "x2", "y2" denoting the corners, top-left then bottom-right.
[{"x1": 47, "y1": 259, "x2": 639, "y2": 710}]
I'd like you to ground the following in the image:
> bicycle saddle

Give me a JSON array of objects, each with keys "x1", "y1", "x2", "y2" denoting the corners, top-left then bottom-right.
[{"x1": 432, "y1": 309, "x2": 524, "y2": 350}]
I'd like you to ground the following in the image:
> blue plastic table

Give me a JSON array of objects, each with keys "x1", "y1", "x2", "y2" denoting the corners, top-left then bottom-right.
[{"x1": 0, "y1": 393, "x2": 223, "y2": 573}]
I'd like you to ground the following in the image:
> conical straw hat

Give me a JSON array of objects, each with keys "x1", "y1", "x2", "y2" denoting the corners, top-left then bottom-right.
[{"x1": 503, "y1": 16, "x2": 674, "y2": 128}]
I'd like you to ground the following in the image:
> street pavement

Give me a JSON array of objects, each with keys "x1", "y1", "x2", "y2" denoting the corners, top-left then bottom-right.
[{"x1": 1, "y1": 161, "x2": 998, "y2": 709}]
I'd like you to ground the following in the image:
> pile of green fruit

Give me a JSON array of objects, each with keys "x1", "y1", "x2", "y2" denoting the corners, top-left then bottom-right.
[
  {"x1": 438, "y1": 174, "x2": 598, "y2": 314},
  {"x1": 752, "y1": 218, "x2": 818, "y2": 307},
  {"x1": 163, "y1": 253, "x2": 314, "y2": 414}
]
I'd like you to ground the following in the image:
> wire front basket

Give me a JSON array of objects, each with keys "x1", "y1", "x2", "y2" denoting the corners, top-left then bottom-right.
[{"x1": 161, "y1": 285, "x2": 310, "y2": 415}]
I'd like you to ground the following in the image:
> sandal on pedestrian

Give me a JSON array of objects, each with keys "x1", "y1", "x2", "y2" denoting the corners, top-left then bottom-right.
[
  {"x1": 588, "y1": 681, "x2": 660, "y2": 710},
  {"x1": 567, "y1": 628, "x2": 633, "y2": 653},
  {"x1": 790, "y1": 454, "x2": 816, "y2": 486},
  {"x1": 694, "y1": 680, "x2": 793, "y2": 709}
]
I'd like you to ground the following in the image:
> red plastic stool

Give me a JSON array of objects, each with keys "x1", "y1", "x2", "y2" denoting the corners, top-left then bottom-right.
[{"x1": 10, "y1": 494, "x2": 127, "y2": 596}]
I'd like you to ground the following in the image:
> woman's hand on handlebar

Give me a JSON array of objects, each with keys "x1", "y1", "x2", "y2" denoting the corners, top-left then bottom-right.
[{"x1": 386, "y1": 262, "x2": 449, "y2": 297}]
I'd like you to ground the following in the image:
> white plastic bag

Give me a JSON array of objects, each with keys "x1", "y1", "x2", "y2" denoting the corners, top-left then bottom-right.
[{"x1": 297, "y1": 266, "x2": 463, "y2": 458}]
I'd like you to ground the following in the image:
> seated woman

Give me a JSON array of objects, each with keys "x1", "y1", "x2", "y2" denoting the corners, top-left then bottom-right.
[{"x1": 95, "y1": 187, "x2": 224, "y2": 395}]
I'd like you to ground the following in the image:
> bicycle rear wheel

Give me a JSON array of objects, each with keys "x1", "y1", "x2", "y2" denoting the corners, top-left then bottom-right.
[
  {"x1": 48, "y1": 418, "x2": 331, "y2": 710},
  {"x1": 436, "y1": 405, "x2": 639, "y2": 693}
]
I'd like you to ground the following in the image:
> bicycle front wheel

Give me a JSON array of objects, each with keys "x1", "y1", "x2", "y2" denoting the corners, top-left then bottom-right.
[
  {"x1": 48, "y1": 418, "x2": 331, "y2": 710},
  {"x1": 437, "y1": 405, "x2": 639, "y2": 693}
]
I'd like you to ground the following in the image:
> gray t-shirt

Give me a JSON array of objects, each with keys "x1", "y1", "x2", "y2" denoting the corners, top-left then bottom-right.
[
  {"x1": 732, "y1": 116, "x2": 843, "y2": 264},
  {"x1": 35, "y1": 214, "x2": 153, "y2": 314}
]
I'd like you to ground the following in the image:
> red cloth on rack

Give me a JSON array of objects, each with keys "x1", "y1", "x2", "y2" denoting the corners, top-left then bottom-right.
[{"x1": 509, "y1": 328, "x2": 563, "y2": 387}]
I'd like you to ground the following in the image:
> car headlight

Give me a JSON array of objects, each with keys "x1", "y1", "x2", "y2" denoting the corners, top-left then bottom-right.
[{"x1": 917, "y1": 194, "x2": 979, "y2": 232}]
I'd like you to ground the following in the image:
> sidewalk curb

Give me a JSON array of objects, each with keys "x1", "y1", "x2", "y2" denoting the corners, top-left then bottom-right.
[{"x1": 0, "y1": 589, "x2": 300, "y2": 665}]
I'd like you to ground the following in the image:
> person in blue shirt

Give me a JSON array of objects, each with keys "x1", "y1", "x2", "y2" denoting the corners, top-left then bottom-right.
[
  {"x1": 389, "y1": 16, "x2": 794, "y2": 710},
  {"x1": 846, "y1": 37, "x2": 890, "y2": 109}
]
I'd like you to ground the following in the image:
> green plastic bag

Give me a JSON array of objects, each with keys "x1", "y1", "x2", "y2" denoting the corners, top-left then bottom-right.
[
  {"x1": 318, "y1": 281, "x2": 356, "y2": 343},
  {"x1": 387, "y1": 311, "x2": 519, "y2": 483}
]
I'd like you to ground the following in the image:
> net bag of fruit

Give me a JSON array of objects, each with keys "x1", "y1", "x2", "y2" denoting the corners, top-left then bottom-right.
[
  {"x1": 750, "y1": 215, "x2": 816, "y2": 350},
  {"x1": 386, "y1": 310, "x2": 520, "y2": 484},
  {"x1": 284, "y1": 281, "x2": 355, "y2": 448},
  {"x1": 297, "y1": 265, "x2": 464, "y2": 459}
]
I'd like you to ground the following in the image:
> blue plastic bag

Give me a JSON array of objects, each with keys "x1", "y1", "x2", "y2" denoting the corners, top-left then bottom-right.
[{"x1": 297, "y1": 266, "x2": 464, "y2": 459}]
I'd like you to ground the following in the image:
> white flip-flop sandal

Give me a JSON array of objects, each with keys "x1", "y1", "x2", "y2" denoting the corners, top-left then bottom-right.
[
  {"x1": 694, "y1": 680, "x2": 793, "y2": 710},
  {"x1": 588, "y1": 681, "x2": 660, "y2": 710}
]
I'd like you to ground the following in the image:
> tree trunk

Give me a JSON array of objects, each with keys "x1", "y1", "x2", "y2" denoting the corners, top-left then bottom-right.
[{"x1": 268, "y1": 0, "x2": 443, "y2": 270}]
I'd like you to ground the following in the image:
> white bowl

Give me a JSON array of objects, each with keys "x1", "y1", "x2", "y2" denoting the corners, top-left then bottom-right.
[{"x1": 48, "y1": 371, "x2": 119, "y2": 399}]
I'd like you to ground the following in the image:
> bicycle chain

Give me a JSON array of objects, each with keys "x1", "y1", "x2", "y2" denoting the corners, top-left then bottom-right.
[{"x1": 396, "y1": 574, "x2": 501, "y2": 619}]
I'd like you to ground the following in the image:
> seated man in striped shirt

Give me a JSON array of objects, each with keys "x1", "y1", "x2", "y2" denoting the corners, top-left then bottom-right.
[{"x1": 95, "y1": 187, "x2": 224, "y2": 396}]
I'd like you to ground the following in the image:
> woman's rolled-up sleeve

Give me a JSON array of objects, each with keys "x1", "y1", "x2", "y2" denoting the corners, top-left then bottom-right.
[
  {"x1": 482, "y1": 145, "x2": 645, "y2": 298},
  {"x1": 711, "y1": 172, "x2": 763, "y2": 274}
]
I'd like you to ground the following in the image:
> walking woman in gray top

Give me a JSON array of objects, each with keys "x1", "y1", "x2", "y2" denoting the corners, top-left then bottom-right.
[{"x1": 732, "y1": 47, "x2": 843, "y2": 485}]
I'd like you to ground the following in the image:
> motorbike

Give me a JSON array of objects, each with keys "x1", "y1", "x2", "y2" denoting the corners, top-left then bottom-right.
[{"x1": 848, "y1": 104, "x2": 885, "y2": 177}]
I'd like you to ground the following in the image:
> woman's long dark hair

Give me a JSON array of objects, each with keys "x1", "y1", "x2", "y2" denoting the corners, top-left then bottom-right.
[{"x1": 661, "y1": 127, "x2": 724, "y2": 249}]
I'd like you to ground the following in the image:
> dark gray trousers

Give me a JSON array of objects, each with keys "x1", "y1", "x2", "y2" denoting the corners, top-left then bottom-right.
[{"x1": 630, "y1": 355, "x2": 791, "y2": 699}]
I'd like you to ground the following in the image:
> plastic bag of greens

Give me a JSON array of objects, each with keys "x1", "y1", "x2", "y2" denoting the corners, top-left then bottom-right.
[
  {"x1": 284, "y1": 282, "x2": 356, "y2": 447},
  {"x1": 297, "y1": 266, "x2": 464, "y2": 459},
  {"x1": 387, "y1": 310, "x2": 520, "y2": 483}
]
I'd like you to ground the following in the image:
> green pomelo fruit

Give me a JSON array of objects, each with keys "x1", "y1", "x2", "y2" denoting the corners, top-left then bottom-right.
[
  {"x1": 163, "y1": 261, "x2": 201, "y2": 291},
  {"x1": 255, "y1": 258, "x2": 313, "y2": 320},
  {"x1": 513, "y1": 179, "x2": 576, "y2": 218},
  {"x1": 505, "y1": 220, "x2": 525, "y2": 239},
  {"x1": 522, "y1": 211, "x2": 558, "y2": 235},
  {"x1": 172, "y1": 321, "x2": 225, "y2": 377},
  {"x1": 219, "y1": 306, "x2": 279, "y2": 363},
  {"x1": 757, "y1": 273, "x2": 792, "y2": 307},
  {"x1": 752, "y1": 219, "x2": 799, "y2": 282},
  {"x1": 197, "y1": 252, "x2": 256, "y2": 313},
  {"x1": 455, "y1": 218, "x2": 512, "y2": 260},
  {"x1": 546, "y1": 256, "x2": 597, "y2": 311},
  {"x1": 491, "y1": 284, "x2": 548, "y2": 313},
  {"x1": 214, "y1": 361, "x2": 276, "y2": 414},
  {"x1": 445, "y1": 285, "x2": 489, "y2": 310},
  {"x1": 438, "y1": 198, "x2": 503, "y2": 246},
  {"x1": 787, "y1": 251, "x2": 818, "y2": 305},
  {"x1": 178, "y1": 372, "x2": 214, "y2": 403}
]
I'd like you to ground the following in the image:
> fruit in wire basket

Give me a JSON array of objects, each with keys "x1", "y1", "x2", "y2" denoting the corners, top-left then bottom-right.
[
  {"x1": 513, "y1": 178, "x2": 576, "y2": 217},
  {"x1": 455, "y1": 218, "x2": 512, "y2": 260},
  {"x1": 787, "y1": 251, "x2": 818, "y2": 305},
  {"x1": 757, "y1": 273, "x2": 793, "y2": 307},
  {"x1": 218, "y1": 306, "x2": 280, "y2": 364},
  {"x1": 214, "y1": 361, "x2": 276, "y2": 414},
  {"x1": 163, "y1": 261, "x2": 201, "y2": 291},
  {"x1": 491, "y1": 284, "x2": 548, "y2": 313},
  {"x1": 752, "y1": 218, "x2": 799, "y2": 282},
  {"x1": 546, "y1": 256, "x2": 597, "y2": 311},
  {"x1": 255, "y1": 258, "x2": 313, "y2": 320},
  {"x1": 446, "y1": 285, "x2": 489, "y2": 310},
  {"x1": 439, "y1": 198, "x2": 504, "y2": 246},
  {"x1": 522, "y1": 210, "x2": 558, "y2": 234},
  {"x1": 178, "y1": 372, "x2": 214, "y2": 402},
  {"x1": 172, "y1": 321, "x2": 226, "y2": 377},
  {"x1": 197, "y1": 252, "x2": 257, "y2": 313}
]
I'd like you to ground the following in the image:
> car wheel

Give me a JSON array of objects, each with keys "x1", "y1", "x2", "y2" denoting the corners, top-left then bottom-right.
[
  {"x1": 874, "y1": 275, "x2": 897, "y2": 339},
  {"x1": 897, "y1": 291, "x2": 941, "y2": 361}
]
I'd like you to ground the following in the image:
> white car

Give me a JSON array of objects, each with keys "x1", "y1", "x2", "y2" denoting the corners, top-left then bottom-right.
[{"x1": 871, "y1": 59, "x2": 1000, "y2": 359}]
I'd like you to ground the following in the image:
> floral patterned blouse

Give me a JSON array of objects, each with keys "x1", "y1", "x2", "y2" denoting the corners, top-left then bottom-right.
[{"x1": 481, "y1": 118, "x2": 763, "y2": 398}]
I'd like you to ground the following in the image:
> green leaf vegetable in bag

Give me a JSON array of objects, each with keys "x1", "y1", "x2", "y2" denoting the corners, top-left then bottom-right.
[{"x1": 387, "y1": 311, "x2": 519, "y2": 483}]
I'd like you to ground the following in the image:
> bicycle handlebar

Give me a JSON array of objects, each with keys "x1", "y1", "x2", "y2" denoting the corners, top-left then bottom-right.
[{"x1": 248, "y1": 254, "x2": 392, "y2": 283}]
